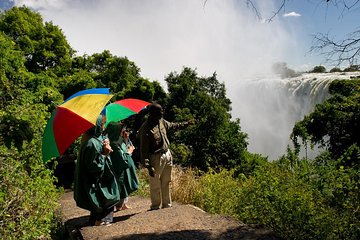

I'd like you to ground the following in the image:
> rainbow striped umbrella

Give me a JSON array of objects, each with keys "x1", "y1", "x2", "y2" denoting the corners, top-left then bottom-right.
[
  {"x1": 105, "y1": 98, "x2": 150, "y2": 126},
  {"x1": 42, "y1": 88, "x2": 113, "y2": 163}
]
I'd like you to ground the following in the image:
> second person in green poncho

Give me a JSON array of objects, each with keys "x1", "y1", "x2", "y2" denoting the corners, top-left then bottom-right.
[{"x1": 106, "y1": 121, "x2": 139, "y2": 211}]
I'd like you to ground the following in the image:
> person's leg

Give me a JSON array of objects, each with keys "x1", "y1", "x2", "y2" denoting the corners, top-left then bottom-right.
[
  {"x1": 95, "y1": 208, "x2": 113, "y2": 225},
  {"x1": 89, "y1": 211, "x2": 97, "y2": 226},
  {"x1": 101, "y1": 209, "x2": 113, "y2": 223},
  {"x1": 160, "y1": 150, "x2": 173, "y2": 208},
  {"x1": 149, "y1": 175, "x2": 161, "y2": 210},
  {"x1": 115, "y1": 198, "x2": 125, "y2": 211},
  {"x1": 160, "y1": 164, "x2": 172, "y2": 208},
  {"x1": 149, "y1": 153, "x2": 162, "y2": 210},
  {"x1": 121, "y1": 197, "x2": 131, "y2": 210}
]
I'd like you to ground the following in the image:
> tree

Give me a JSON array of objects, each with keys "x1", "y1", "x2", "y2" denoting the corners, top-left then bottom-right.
[
  {"x1": 57, "y1": 70, "x2": 97, "y2": 100},
  {"x1": 330, "y1": 67, "x2": 342, "y2": 72},
  {"x1": 311, "y1": 30, "x2": 360, "y2": 66},
  {"x1": 0, "y1": 7, "x2": 64, "y2": 154},
  {"x1": 343, "y1": 64, "x2": 360, "y2": 72},
  {"x1": 0, "y1": 11, "x2": 62, "y2": 238},
  {"x1": 0, "y1": 31, "x2": 25, "y2": 108},
  {"x1": 74, "y1": 51, "x2": 141, "y2": 98},
  {"x1": 165, "y1": 67, "x2": 248, "y2": 170},
  {"x1": 291, "y1": 79, "x2": 360, "y2": 162},
  {"x1": 68, "y1": 51, "x2": 166, "y2": 103},
  {"x1": 311, "y1": 65, "x2": 326, "y2": 73},
  {"x1": 0, "y1": 6, "x2": 74, "y2": 75},
  {"x1": 123, "y1": 78, "x2": 168, "y2": 104}
]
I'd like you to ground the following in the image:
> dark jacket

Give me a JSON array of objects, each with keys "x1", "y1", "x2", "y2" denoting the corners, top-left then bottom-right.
[
  {"x1": 74, "y1": 116, "x2": 120, "y2": 213},
  {"x1": 139, "y1": 118, "x2": 181, "y2": 166}
]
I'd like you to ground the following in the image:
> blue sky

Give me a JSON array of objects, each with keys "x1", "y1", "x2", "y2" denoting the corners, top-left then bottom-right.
[{"x1": 276, "y1": 0, "x2": 359, "y2": 68}]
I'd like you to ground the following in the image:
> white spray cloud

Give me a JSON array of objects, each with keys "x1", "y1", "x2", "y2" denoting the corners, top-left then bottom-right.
[
  {"x1": 14, "y1": 0, "x2": 292, "y2": 81},
  {"x1": 14, "y1": 0, "x2": 305, "y2": 159},
  {"x1": 283, "y1": 11, "x2": 301, "y2": 17}
]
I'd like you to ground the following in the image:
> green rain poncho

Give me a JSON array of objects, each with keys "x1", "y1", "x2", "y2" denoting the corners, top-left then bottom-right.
[
  {"x1": 107, "y1": 122, "x2": 139, "y2": 199},
  {"x1": 74, "y1": 116, "x2": 120, "y2": 213}
]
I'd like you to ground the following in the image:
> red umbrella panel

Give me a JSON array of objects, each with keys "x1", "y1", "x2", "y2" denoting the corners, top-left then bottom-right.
[
  {"x1": 42, "y1": 88, "x2": 113, "y2": 163},
  {"x1": 105, "y1": 98, "x2": 150, "y2": 126}
]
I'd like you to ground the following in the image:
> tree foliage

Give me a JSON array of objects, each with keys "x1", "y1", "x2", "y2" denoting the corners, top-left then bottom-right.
[
  {"x1": 311, "y1": 65, "x2": 327, "y2": 73},
  {"x1": 0, "y1": 6, "x2": 74, "y2": 75},
  {"x1": 165, "y1": 67, "x2": 248, "y2": 170},
  {"x1": 292, "y1": 79, "x2": 360, "y2": 162}
]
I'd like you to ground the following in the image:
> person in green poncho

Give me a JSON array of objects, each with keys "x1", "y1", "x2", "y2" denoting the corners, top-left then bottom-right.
[
  {"x1": 106, "y1": 121, "x2": 139, "y2": 211},
  {"x1": 74, "y1": 115, "x2": 120, "y2": 226}
]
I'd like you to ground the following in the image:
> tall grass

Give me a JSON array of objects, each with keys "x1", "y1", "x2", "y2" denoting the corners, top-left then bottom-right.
[{"x1": 137, "y1": 165, "x2": 239, "y2": 215}]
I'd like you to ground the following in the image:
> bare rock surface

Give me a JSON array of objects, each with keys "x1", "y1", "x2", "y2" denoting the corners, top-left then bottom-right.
[{"x1": 60, "y1": 190, "x2": 280, "y2": 240}]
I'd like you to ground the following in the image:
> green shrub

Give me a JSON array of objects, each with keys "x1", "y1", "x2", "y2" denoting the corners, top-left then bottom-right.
[
  {"x1": 330, "y1": 67, "x2": 341, "y2": 73},
  {"x1": 0, "y1": 150, "x2": 61, "y2": 240},
  {"x1": 236, "y1": 162, "x2": 335, "y2": 239},
  {"x1": 311, "y1": 65, "x2": 326, "y2": 73},
  {"x1": 134, "y1": 168, "x2": 151, "y2": 198},
  {"x1": 195, "y1": 168, "x2": 240, "y2": 216}
]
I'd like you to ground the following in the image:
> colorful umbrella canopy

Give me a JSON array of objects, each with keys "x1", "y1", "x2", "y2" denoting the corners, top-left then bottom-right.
[
  {"x1": 105, "y1": 98, "x2": 150, "y2": 126},
  {"x1": 42, "y1": 88, "x2": 113, "y2": 163}
]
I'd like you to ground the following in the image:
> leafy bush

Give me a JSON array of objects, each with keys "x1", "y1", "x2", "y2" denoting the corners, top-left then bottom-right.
[
  {"x1": 236, "y1": 161, "x2": 336, "y2": 239},
  {"x1": 343, "y1": 65, "x2": 360, "y2": 72},
  {"x1": 330, "y1": 67, "x2": 342, "y2": 72},
  {"x1": 195, "y1": 168, "x2": 240, "y2": 216},
  {"x1": 311, "y1": 65, "x2": 327, "y2": 73},
  {"x1": 134, "y1": 168, "x2": 151, "y2": 198},
  {"x1": 0, "y1": 150, "x2": 62, "y2": 239}
]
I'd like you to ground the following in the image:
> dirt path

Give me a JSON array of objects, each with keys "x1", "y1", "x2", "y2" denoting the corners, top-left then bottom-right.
[{"x1": 60, "y1": 190, "x2": 280, "y2": 240}]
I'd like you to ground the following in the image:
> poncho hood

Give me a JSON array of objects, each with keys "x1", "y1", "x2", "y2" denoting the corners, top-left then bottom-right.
[
  {"x1": 106, "y1": 121, "x2": 122, "y2": 142},
  {"x1": 86, "y1": 115, "x2": 103, "y2": 138}
]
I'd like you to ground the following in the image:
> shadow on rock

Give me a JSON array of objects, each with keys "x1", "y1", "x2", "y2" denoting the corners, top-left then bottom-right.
[
  {"x1": 113, "y1": 213, "x2": 137, "y2": 223},
  {"x1": 112, "y1": 230, "x2": 212, "y2": 240},
  {"x1": 110, "y1": 226, "x2": 281, "y2": 240},
  {"x1": 218, "y1": 225, "x2": 282, "y2": 240}
]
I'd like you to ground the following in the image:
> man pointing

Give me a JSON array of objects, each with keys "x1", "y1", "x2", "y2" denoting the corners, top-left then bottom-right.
[{"x1": 139, "y1": 103, "x2": 191, "y2": 210}]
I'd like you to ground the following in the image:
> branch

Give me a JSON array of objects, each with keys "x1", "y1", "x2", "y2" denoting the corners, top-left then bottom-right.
[
  {"x1": 245, "y1": 0, "x2": 262, "y2": 21},
  {"x1": 311, "y1": 29, "x2": 360, "y2": 65},
  {"x1": 267, "y1": 0, "x2": 286, "y2": 23}
]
